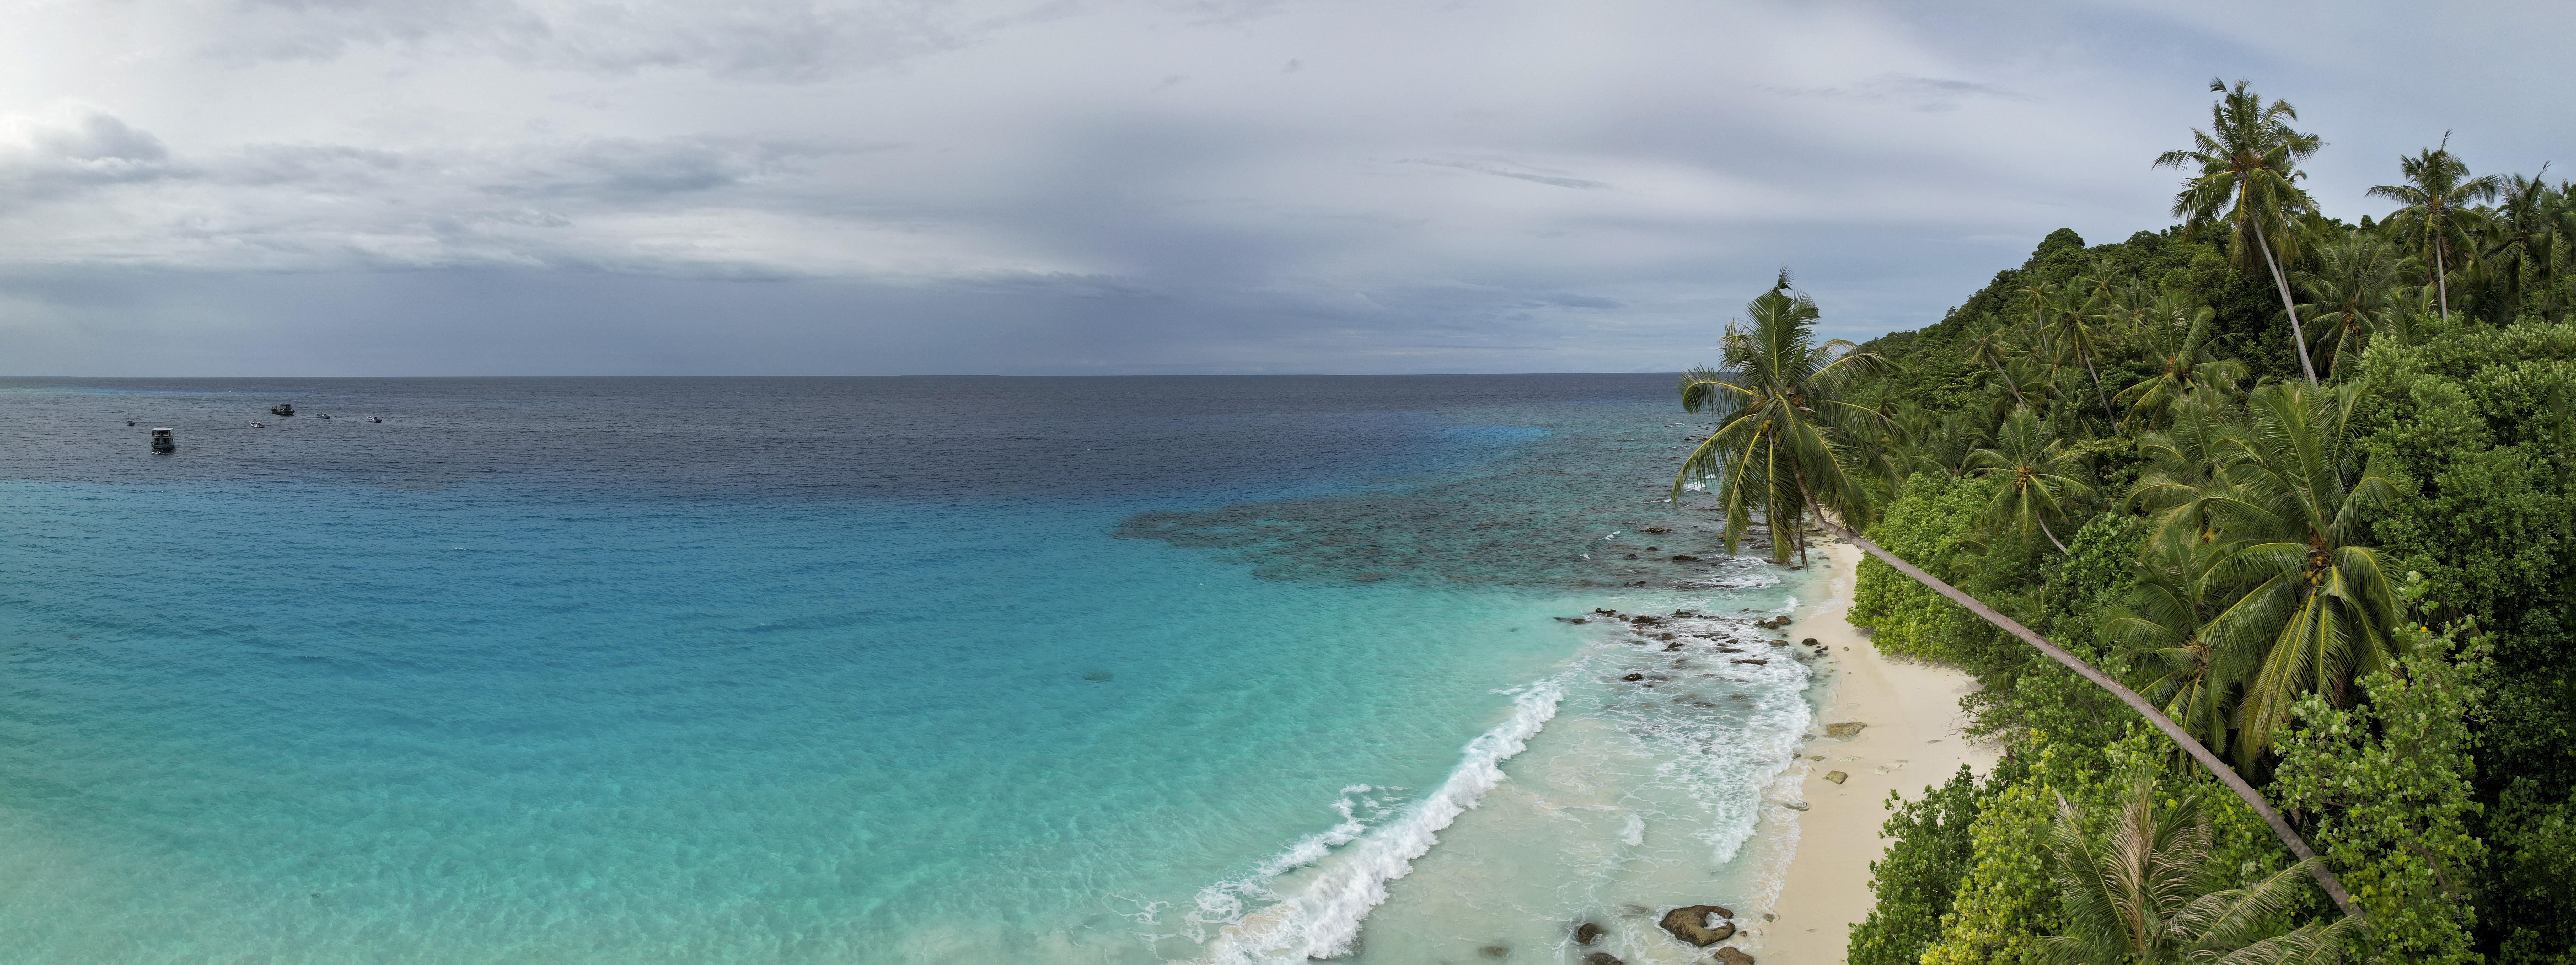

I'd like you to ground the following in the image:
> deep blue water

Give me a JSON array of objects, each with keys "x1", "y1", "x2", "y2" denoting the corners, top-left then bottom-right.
[{"x1": 0, "y1": 376, "x2": 1821, "y2": 963}]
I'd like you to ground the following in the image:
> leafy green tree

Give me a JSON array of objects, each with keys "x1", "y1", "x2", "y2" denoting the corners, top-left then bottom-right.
[
  {"x1": 2272, "y1": 621, "x2": 2487, "y2": 964},
  {"x1": 1850, "y1": 765, "x2": 1987, "y2": 965},
  {"x1": 2199, "y1": 382, "x2": 2402, "y2": 765},
  {"x1": 2041, "y1": 775, "x2": 2357, "y2": 964},
  {"x1": 1672, "y1": 271, "x2": 1889, "y2": 565},
  {"x1": 2155, "y1": 78, "x2": 2327, "y2": 384},
  {"x1": 2368, "y1": 141, "x2": 2502, "y2": 322},
  {"x1": 1970, "y1": 406, "x2": 2097, "y2": 554}
]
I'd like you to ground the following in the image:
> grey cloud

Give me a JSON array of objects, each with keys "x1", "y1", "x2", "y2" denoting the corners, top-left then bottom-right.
[
  {"x1": 1540, "y1": 293, "x2": 1622, "y2": 309},
  {"x1": 492, "y1": 137, "x2": 835, "y2": 201},
  {"x1": 1762, "y1": 72, "x2": 2035, "y2": 112},
  {"x1": 213, "y1": 0, "x2": 1008, "y2": 81},
  {"x1": 0, "y1": 111, "x2": 175, "y2": 191},
  {"x1": 1408, "y1": 159, "x2": 1609, "y2": 190}
]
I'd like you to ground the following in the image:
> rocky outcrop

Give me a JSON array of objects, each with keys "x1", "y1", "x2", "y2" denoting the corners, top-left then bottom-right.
[
  {"x1": 1657, "y1": 905, "x2": 1737, "y2": 946},
  {"x1": 1825, "y1": 721, "x2": 1867, "y2": 738},
  {"x1": 1574, "y1": 921, "x2": 1605, "y2": 945},
  {"x1": 1582, "y1": 953, "x2": 1624, "y2": 965},
  {"x1": 1824, "y1": 771, "x2": 1848, "y2": 784},
  {"x1": 1713, "y1": 947, "x2": 1756, "y2": 964}
]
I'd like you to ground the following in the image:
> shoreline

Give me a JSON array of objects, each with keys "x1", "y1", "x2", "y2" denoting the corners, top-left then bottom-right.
[{"x1": 1752, "y1": 540, "x2": 1998, "y2": 963}]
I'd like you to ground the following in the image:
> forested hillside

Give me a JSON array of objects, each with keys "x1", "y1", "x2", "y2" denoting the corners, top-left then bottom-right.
[{"x1": 1754, "y1": 81, "x2": 2576, "y2": 963}]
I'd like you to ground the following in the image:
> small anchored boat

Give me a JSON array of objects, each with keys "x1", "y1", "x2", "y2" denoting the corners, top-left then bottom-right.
[
  {"x1": 270, "y1": 404, "x2": 294, "y2": 416},
  {"x1": 250, "y1": 422, "x2": 266, "y2": 428},
  {"x1": 366, "y1": 416, "x2": 382, "y2": 423}
]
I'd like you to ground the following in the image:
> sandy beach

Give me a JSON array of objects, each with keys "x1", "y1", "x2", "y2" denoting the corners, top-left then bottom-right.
[{"x1": 1750, "y1": 540, "x2": 1998, "y2": 963}]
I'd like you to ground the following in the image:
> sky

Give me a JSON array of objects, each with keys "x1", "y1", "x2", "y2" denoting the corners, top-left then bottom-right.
[{"x1": 0, "y1": 0, "x2": 2567, "y2": 376}]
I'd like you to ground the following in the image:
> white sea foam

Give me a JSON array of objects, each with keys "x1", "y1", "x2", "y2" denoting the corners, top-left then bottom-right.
[{"x1": 1192, "y1": 684, "x2": 1564, "y2": 964}]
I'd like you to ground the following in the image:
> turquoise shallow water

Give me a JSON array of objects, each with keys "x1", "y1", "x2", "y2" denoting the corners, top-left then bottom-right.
[{"x1": 0, "y1": 377, "x2": 1826, "y2": 963}]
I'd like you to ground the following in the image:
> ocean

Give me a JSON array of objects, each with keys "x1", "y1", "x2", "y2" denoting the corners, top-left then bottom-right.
[{"x1": 0, "y1": 376, "x2": 1826, "y2": 963}]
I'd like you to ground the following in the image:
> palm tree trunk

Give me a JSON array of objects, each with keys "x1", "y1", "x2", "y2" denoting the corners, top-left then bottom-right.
[
  {"x1": 2252, "y1": 221, "x2": 2320, "y2": 384},
  {"x1": 2036, "y1": 515, "x2": 2072, "y2": 555},
  {"x1": 2082, "y1": 354, "x2": 2115, "y2": 422},
  {"x1": 1791, "y1": 498, "x2": 2363, "y2": 919},
  {"x1": 2433, "y1": 240, "x2": 2450, "y2": 320}
]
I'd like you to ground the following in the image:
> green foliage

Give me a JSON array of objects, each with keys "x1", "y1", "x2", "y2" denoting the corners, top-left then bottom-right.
[
  {"x1": 1833, "y1": 87, "x2": 2576, "y2": 962},
  {"x1": 1851, "y1": 472, "x2": 1995, "y2": 661},
  {"x1": 1849, "y1": 765, "x2": 1984, "y2": 965},
  {"x1": 2272, "y1": 624, "x2": 2488, "y2": 963},
  {"x1": 1921, "y1": 754, "x2": 2065, "y2": 965}
]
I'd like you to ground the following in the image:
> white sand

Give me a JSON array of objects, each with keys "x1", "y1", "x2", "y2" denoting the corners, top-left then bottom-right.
[{"x1": 1749, "y1": 540, "x2": 1998, "y2": 963}]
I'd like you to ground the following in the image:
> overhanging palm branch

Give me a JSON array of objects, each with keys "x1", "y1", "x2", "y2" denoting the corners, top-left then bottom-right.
[{"x1": 2042, "y1": 776, "x2": 2357, "y2": 964}]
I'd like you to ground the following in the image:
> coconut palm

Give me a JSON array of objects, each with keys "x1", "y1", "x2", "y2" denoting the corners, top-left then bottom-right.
[
  {"x1": 1692, "y1": 294, "x2": 2364, "y2": 919},
  {"x1": 1966, "y1": 321, "x2": 2041, "y2": 413},
  {"x1": 2196, "y1": 381, "x2": 2402, "y2": 765},
  {"x1": 2155, "y1": 79, "x2": 2327, "y2": 384},
  {"x1": 2100, "y1": 526, "x2": 2235, "y2": 759},
  {"x1": 1967, "y1": 406, "x2": 2095, "y2": 554},
  {"x1": 2485, "y1": 170, "x2": 2570, "y2": 317},
  {"x1": 2117, "y1": 296, "x2": 2244, "y2": 430},
  {"x1": 2041, "y1": 776, "x2": 2357, "y2": 964},
  {"x1": 2368, "y1": 140, "x2": 2502, "y2": 321},
  {"x1": 2291, "y1": 232, "x2": 2414, "y2": 378},
  {"x1": 1672, "y1": 271, "x2": 1889, "y2": 567},
  {"x1": 2042, "y1": 286, "x2": 2121, "y2": 422},
  {"x1": 2128, "y1": 393, "x2": 2240, "y2": 523}
]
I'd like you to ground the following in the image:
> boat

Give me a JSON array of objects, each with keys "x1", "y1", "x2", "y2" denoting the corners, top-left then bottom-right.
[
  {"x1": 367, "y1": 416, "x2": 382, "y2": 423},
  {"x1": 149, "y1": 428, "x2": 174, "y2": 452},
  {"x1": 250, "y1": 422, "x2": 266, "y2": 428},
  {"x1": 270, "y1": 404, "x2": 294, "y2": 416},
  {"x1": 317, "y1": 413, "x2": 331, "y2": 420}
]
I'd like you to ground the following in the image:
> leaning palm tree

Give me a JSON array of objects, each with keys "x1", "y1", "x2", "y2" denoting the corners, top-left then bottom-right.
[
  {"x1": 1967, "y1": 406, "x2": 2096, "y2": 554},
  {"x1": 2196, "y1": 381, "x2": 2402, "y2": 765},
  {"x1": 2041, "y1": 776, "x2": 2357, "y2": 964},
  {"x1": 1672, "y1": 271, "x2": 1889, "y2": 567},
  {"x1": 1671, "y1": 279, "x2": 2363, "y2": 919},
  {"x1": 2155, "y1": 79, "x2": 2327, "y2": 384},
  {"x1": 2368, "y1": 139, "x2": 2503, "y2": 321},
  {"x1": 2290, "y1": 232, "x2": 2413, "y2": 378}
]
